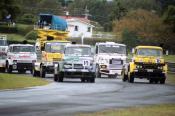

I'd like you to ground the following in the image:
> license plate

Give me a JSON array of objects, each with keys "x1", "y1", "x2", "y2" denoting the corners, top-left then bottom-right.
[{"x1": 147, "y1": 69, "x2": 153, "y2": 72}]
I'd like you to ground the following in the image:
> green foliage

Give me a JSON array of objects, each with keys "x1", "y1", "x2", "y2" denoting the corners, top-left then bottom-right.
[
  {"x1": 18, "y1": 13, "x2": 36, "y2": 24},
  {"x1": 0, "y1": 0, "x2": 21, "y2": 21},
  {"x1": 16, "y1": 24, "x2": 33, "y2": 36},
  {"x1": 25, "y1": 31, "x2": 37, "y2": 40},
  {"x1": 122, "y1": 29, "x2": 139, "y2": 49},
  {"x1": 0, "y1": 25, "x2": 17, "y2": 33},
  {"x1": 163, "y1": 5, "x2": 175, "y2": 32}
]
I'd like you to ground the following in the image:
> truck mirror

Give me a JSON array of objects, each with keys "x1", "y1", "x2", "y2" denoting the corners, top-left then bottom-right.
[{"x1": 132, "y1": 48, "x2": 135, "y2": 54}]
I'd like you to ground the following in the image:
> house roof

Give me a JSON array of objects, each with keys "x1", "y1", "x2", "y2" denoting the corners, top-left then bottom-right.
[{"x1": 60, "y1": 16, "x2": 94, "y2": 27}]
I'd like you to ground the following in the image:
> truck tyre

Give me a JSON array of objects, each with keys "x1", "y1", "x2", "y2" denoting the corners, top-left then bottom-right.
[
  {"x1": 6, "y1": 62, "x2": 12, "y2": 73},
  {"x1": 129, "y1": 73, "x2": 134, "y2": 83},
  {"x1": 0, "y1": 68, "x2": 5, "y2": 73},
  {"x1": 90, "y1": 77, "x2": 95, "y2": 83},
  {"x1": 95, "y1": 65, "x2": 101, "y2": 78},
  {"x1": 58, "y1": 72, "x2": 64, "y2": 82},
  {"x1": 122, "y1": 70, "x2": 128, "y2": 82},
  {"x1": 40, "y1": 66, "x2": 46, "y2": 78},
  {"x1": 160, "y1": 78, "x2": 165, "y2": 84},
  {"x1": 81, "y1": 78, "x2": 86, "y2": 83},
  {"x1": 149, "y1": 78, "x2": 154, "y2": 84},
  {"x1": 54, "y1": 74, "x2": 58, "y2": 82}
]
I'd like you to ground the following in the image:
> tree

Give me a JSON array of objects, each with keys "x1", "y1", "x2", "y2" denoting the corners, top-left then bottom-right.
[
  {"x1": 163, "y1": 5, "x2": 175, "y2": 32},
  {"x1": 0, "y1": 0, "x2": 21, "y2": 21},
  {"x1": 113, "y1": 9, "x2": 166, "y2": 46}
]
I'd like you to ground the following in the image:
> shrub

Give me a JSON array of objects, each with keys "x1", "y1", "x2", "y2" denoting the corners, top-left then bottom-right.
[{"x1": 25, "y1": 31, "x2": 37, "y2": 40}]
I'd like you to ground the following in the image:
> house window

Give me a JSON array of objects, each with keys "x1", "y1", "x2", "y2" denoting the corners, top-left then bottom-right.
[
  {"x1": 87, "y1": 27, "x2": 91, "y2": 32},
  {"x1": 74, "y1": 26, "x2": 78, "y2": 31}
]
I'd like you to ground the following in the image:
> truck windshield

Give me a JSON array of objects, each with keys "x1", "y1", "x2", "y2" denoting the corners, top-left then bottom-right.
[
  {"x1": 0, "y1": 40, "x2": 7, "y2": 46},
  {"x1": 137, "y1": 48, "x2": 163, "y2": 57},
  {"x1": 98, "y1": 45, "x2": 126, "y2": 54},
  {"x1": 45, "y1": 42, "x2": 68, "y2": 53},
  {"x1": 65, "y1": 47, "x2": 91, "y2": 56},
  {"x1": 12, "y1": 46, "x2": 35, "y2": 52}
]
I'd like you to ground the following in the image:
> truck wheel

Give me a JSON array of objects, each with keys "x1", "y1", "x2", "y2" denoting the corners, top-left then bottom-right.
[
  {"x1": 40, "y1": 66, "x2": 46, "y2": 78},
  {"x1": 81, "y1": 78, "x2": 85, "y2": 83},
  {"x1": 54, "y1": 74, "x2": 58, "y2": 82},
  {"x1": 160, "y1": 78, "x2": 165, "y2": 84},
  {"x1": 90, "y1": 77, "x2": 95, "y2": 83},
  {"x1": 95, "y1": 65, "x2": 101, "y2": 78},
  {"x1": 149, "y1": 78, "x2": 154, "y2": 84},
  {"x1": 58, "y1": 72, "x2": 64, "y2": 82},
  {"x1": 6, "y1": 63, "x2": 12, "y2": 73},
  {"x1": 0, "y1": 68, "x2": 5, "y2": 73},
  {"x1": 129, "y1": 73, "x2": 134, "y2": 83},
  {"x1": 154, "y1": 79, "x2": 159, "y2": 84},
  {"x1": 122, "y1": 70, "x2": 128, "y2": 82}
]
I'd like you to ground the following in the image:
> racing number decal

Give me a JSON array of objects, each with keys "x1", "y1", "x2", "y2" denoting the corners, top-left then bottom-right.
[{"x1": 83, "y1": 60, "x2": 90, "y2": 66}]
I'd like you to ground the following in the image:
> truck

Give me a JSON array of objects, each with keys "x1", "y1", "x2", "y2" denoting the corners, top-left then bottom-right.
[
  {"x1": 122, "y1": 46, "x2": 167, "y2": 84},
  {"x1": 6, "y1": 44, "x2": 37, "y2": 73},
  {"x1": 0, "y1": 35, "x2": 8, "y2": 72},
  {"x1": 94, "y1": 42, "x2": 127, "y2": 78},
  {"x1": 54, "y1": 44, "x2": 96, "y2": 83},
  {"x1": 33, "y1": 14, "x2": 70, "y2": 78}
]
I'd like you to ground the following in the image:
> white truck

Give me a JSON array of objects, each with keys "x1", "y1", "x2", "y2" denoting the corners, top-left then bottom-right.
[
  {"x1": 0, "y1": 35, "x2": 8, "y2": 72},
  {"x1": 94, "y1": 42, "x2": 127, "y2": 78},
  {"x1": 6, "y1": 44, "x2": 37, "y2": 73},
  {"x1": 54, "y1": 44, "x2": 96, "y2": 83}
]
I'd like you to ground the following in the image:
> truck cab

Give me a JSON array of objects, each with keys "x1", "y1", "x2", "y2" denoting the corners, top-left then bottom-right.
[
  {"x1": 6, "y1": 44, "x2": 37, "y2": 73},
  {"x1": 122, "y1": 46, "x2": 167, "y2": 84},
  {"x1": 95, "y1": 42, "x2": 127, "y2": 78},
  {"x1": 0, "y1": 35, "x2": 8, "y2": 72},
  {"x1": 33, "y1": 14, "x2": 70, "y2": 78},
  {"x1": 54, "y1": 44, "x2": 96, "y2": 83}
]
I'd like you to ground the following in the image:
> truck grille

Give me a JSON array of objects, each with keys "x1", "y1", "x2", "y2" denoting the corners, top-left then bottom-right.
[{"x1": 74, "y1": 64, "x2": 83, "y2": 69}]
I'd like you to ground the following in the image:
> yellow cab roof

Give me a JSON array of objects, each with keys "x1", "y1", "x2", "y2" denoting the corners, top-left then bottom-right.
[{"x1": 135, "y1": 46, "x2": 163, "y2": 50}]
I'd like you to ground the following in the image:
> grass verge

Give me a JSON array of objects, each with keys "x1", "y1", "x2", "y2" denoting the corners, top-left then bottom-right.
[
  {"x1": 0, "y1": 73, "x2": 49, "y2": 90},
  {"x1": 167, "y1": 73, "x2": 175, "y2": 85},
  {"x1": 78, "y1": 104, "x2": 175, "y2": 116},
  {"x1": 164, "y1": 55, "x2": 175, "y2": 62}
]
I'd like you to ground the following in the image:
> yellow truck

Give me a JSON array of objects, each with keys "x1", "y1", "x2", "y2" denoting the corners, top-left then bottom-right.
[
  {"x1": 122, "y1": 46, "x2": 167, "y2": 84},
  {"x1": 33, "y1": 14, "x2": 70, "y2": 78}
]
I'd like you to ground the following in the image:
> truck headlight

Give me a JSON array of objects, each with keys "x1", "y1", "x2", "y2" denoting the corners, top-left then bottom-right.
[
  {"x1": 63, "y1": 64, "x2": 72, "y2": 69},
  {"x1": 13, "y1": 60, "x2": 17, "y2": 64}
]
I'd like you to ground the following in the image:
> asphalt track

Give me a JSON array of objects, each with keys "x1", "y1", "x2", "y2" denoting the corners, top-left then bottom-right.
[{"x1": 0, "y1": 75, "x2": 175, "y2": 116}]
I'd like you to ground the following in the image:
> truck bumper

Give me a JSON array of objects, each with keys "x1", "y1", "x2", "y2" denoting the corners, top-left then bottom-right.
[
  {"x1": 62, "y1": 69, "x2": 95, "y2": 78},
  {"x1": 100, "y1": 69, "x2": 122, "y2": 76},
  {"x1": 12, "y1": 63, "x2": 33, "y2": 70},
  {"x1": 133, "y1": 69, "x2": 166, "y2": 78}
]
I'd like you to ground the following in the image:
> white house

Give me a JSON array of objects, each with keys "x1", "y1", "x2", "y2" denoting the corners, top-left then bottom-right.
[{"x1": 61, "y1": 16, "x2": 95, "y2": 38}]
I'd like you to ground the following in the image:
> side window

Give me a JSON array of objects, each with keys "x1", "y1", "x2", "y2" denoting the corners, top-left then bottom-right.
[
  {"x1": 74, "y1": 26, "x2": 78, "y2": 31},
  {"x1": 9, "y1": 46, "x2": 13, "y2": 52},
  {"x1": 87, "y1": 27, "x2": 91, "y2": 32}
]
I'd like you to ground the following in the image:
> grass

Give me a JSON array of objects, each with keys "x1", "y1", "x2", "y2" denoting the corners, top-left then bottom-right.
[
  {"x1": 164, "y1": 55, "x2": 175, "y2": 62},
  {"x1": 167, "y1": 73, "x2": 175, "y2": 85},
  {"x1": 78, "y1": 104, "x2": 175, "y2": 116},
  {"x1": 0, "y1": 73, "x2": 49, "y2": 90}
]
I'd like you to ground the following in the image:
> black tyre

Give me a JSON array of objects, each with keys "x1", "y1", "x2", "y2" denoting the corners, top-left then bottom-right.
[
  {"x1": 90, "y1": 77, "x2": 95, "y2": 83},
  {"x1": 95, "y1": 65, "x2": 101, "y2": 78},
  {"x1": 40, "y1": 66, "x2": 46, "y2": 78},
  {"x1": 33, "y1": 68, "x2": 39, "y2": 77},
  {"x1": 129, "y1": 73, "x2": 134, "y2": 83},
  {"x1": 149, "y1": 78, "x2": 154, "y2": 84},
  {"x1": 160, "y1": 78, "x2": 165, "y2": 84},
  {"x1": 6, "y1": 63, "x2": 12, "y2": 73},
  {"x1": 58, "y1": 72, "x2": 64, "y2": 82},
  {"x1": 81, "y1": 78, "x2": 86, "y2": 83},
  {"x1": 122, "y1": 70, "x2": 128, "y2": 82},
  {"x1": 0, "y1": 68, "x2": 5, "y2": 73},
  {"x1": 154, "y1": 79, "x2": 159, "y2": 84},
  {"x1": 54, "y1": 74, "x2": 58, "y2": 82}
]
